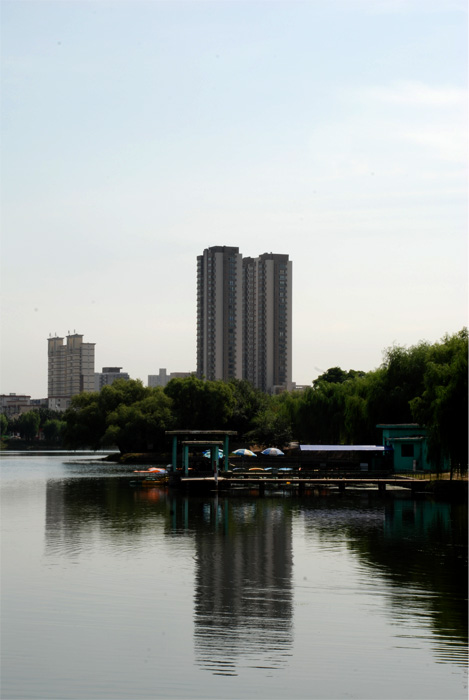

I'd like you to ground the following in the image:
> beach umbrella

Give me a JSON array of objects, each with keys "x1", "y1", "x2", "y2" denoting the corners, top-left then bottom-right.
[
  {"x1": 233, "y1": 448, "x2": 256, "y2": 457},
  {"x1": 261, "y1": 448, "x2": 284, "y2": 456},
  {"x1": 202, "y1": 449, "x2": 224, "y2": 459}
]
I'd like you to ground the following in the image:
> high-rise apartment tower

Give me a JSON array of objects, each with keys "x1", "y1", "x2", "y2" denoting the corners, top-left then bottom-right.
[
  {"x1": 47, "y1": 333, "x2": 95, "y2": 411},
  {"x1": 197, "y1": 246, "x2": 243, "y2": 382},
  {"x1": 243, "y1": 253, "x2": 293, "y2": 393},
  {"x1": 197, "y1": 247, "x2": 292, "y2": 393}
]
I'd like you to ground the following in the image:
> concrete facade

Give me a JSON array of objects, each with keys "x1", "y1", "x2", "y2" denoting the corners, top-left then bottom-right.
[
  {"x1": 48, "y1": 334, "x2": 95, "y2": 411},
  {"x1": 148, "y1": 369, "x2": 193, "y2": 388},
  {"x1": 197, "y1": 246, "x2": 243, "y2": 382},
  {"x1": 0, "y1": 394, "x2": 31, "y2": 418},
  {"x1": 243, "y1": 253, "x2": 293, "y2": 393},
  {"x1": 95, "y1": 367, "x2": 130, "y2": 391}
]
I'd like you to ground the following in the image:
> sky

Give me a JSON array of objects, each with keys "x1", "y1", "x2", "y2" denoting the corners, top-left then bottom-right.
[{"x1": 1, "y1": 0, "x2": 467, "y2": 398}]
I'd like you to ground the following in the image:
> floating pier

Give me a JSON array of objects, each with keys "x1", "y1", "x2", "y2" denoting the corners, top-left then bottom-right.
[{"x1": 171, "y1": 473, "x2": 424, "y2": 495}]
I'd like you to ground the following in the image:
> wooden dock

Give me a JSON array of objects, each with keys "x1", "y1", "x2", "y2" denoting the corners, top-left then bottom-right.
[{"x1": 173, "y1": 474, "x2": 423, "y2": 494}]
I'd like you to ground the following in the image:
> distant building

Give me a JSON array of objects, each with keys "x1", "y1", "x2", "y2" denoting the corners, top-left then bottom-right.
[
  {"x1": 0, "y1": 394, "x2": 32, "y2": 418},
  {"x1": 196, "y1": 246, "x2": 293, "y2": 393},
  {"x1": 148, "y1": 369, "x2": 193, "y2": 388},
  {"x1": 30, "y1": 398, "x2": 49, "y2": 408},
  {"x1": 0, "y1": 395, "x2": 48, "y2": 419},
  {"x1": 47, "y1": 333, "x2": 95, "y2": 411},
  {"x1": 95, "y1": 367, "x2": 130, "y2": 391}
]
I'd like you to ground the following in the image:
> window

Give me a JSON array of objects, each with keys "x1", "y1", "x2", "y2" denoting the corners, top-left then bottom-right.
[{"x1": 401, "y1": 444, "x2": 414, "y2": 458}]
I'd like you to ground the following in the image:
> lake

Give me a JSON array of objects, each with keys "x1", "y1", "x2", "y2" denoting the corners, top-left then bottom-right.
[{"x1": 1, "y1": 453, "x2": 467, "y2": 699}]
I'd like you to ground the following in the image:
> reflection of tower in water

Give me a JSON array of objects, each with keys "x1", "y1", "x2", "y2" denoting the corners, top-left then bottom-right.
[{"x1": 193, "y1": 499, "x2": 293, "y2": 675}]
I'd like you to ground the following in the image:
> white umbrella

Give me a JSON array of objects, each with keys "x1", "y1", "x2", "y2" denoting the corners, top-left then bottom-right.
[
  {"x1": 261, "y1": 448, "x2": 284, "y2": 456},
  {"x1": 233, "y1": 448, "x2": 256, "y2": 457}
]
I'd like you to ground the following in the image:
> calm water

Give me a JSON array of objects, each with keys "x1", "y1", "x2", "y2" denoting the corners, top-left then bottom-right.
[{"x1": 1, "y1": 454, "x2": 467, "y2": 700}]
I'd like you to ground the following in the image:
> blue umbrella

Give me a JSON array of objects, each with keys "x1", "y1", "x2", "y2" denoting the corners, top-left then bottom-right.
[
  {"x1": 233, "y1": 448, "x2": 256, "y2": 457},
  {"x1": 202, "y1": 449, "x2": 224, "y2": 459},
  {"x1": 261, "y1": 448, "x2": 284, "y2": 456}
]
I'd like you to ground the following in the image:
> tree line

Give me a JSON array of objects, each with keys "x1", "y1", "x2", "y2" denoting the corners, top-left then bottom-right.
[
  {"x1": 2, "y1": 329, "x2": 467, "y2": 471},
  {"x1": 1, "y1": 407, "x2": 66, "y2": 445}
]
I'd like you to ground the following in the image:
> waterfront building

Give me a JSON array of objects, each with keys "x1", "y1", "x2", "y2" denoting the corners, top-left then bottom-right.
[
  {"x1": 47, "y1": 333, "x2": 95, "y2": 411},
  {"x1": 197, "y1": 246, "x2": 293, "y2": 393},
  {"x1": 95, "y1": 367, "x2": 130, "y2": 391},
  {"x1": 378, "y1": 423, "x2": 450, "y2": 472}
]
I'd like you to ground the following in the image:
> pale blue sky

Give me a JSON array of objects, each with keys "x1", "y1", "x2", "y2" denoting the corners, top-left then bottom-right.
[{"x1": 1, "y1": 0, "x2": 467, "y2": 397}]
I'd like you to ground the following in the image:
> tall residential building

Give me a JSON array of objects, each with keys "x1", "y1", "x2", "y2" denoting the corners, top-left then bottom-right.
[
  {"x1": 197, "y1": 246, "x2": 243, "y2": 382},
  {"x1": 95, "y1": 367, "x2": 130, "y2": 391},
  {"x1": 244, "y1": 253, "x2": 293, "y2": 394},
  {"x1": 47, "y1": 334, "x2": 95, "y2": 411},
  {"x1": 197, "y1": 247, "x2": 292, "y2": 393}
]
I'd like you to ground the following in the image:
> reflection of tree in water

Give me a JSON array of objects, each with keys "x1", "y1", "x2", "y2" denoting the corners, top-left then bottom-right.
[
  {"x1": 366, "y1": 497, "x2": 467, "y2": 664},
  {"x1": 301, "y1": 493, "x2": 467, "y2": 665},
  {"x1": 190, "y1": 498, "x2": 293, "y2": 676},
  {"x1": 45, "y1": 477, "x2": 170, "y2": 553}
]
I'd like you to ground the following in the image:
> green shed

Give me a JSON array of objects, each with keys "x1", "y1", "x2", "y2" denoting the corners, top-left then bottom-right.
[{"x1": 377, "y1": 423, "x2": 449, "y2": 473}]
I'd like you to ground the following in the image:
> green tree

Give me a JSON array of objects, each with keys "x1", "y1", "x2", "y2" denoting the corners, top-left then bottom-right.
[
  {"x1": 102, "y1": 389, "x2": 174, "y2": 453},
  {"x1": 293, "y1": 382, "x2": 346, "y2": 444},
  {"x1": 17, "y1": 411, "x2": 41, "y2": 441},
  {"x1": 313, "y1": 367, "x2": 365, "y2": 388},
  {"x1": 164, "y1": 376, "x2": 235, "y2": 429},
  {"x1": 0, "y1": 413, "x2": 7, "y2": 437},
  {"x1": 63, "y1": 392, "x2": 106, "y2": 450},
  {"x1": 36, "y1": 407, "x2": 64, "y2": 427},
  {"x1": 42, "y1": 418, "x2": 67, "y2": 444},
  {"x1": 410, "y1": 329, "x2": 468, "y2": 473},
  {"x1": 63, "y1": 379, "x2": 153, "y2": 450},
  {"x1": 245, "y1": 399, "x2": 293, "y2": 449},
  {"x1": 227, "y1": 379, "x2": 268, "y2": 437}
]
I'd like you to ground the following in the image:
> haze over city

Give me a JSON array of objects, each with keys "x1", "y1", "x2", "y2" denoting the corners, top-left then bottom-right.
[{"x1": 1, "y1": 0, "x2": 467, "y2": 399}]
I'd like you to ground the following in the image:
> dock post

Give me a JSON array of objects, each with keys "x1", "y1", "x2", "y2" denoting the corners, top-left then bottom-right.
[
  {"x1": 338, "y1": 482, "x2": 346, "y2": 493},
  {"x1": 211, "y1": 445, "x2": 219, "y2": 486},
  {"x1": 182, "y1": 445, "x2": 189, "y2": 476},
  {"x1": 172, "y1": 436, "x2": 178, "y2": 473},
  {"x1": 223, "y1": 435, "x2": 229, "y2": 472},
  {"x1": 378, "y1": 482, "x2": 386, "y2": 493}
]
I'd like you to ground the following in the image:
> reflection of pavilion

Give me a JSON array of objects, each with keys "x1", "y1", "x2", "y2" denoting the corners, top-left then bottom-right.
[{"x1": 190, "y1": 498, "x2": 293, "y2": 675}]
